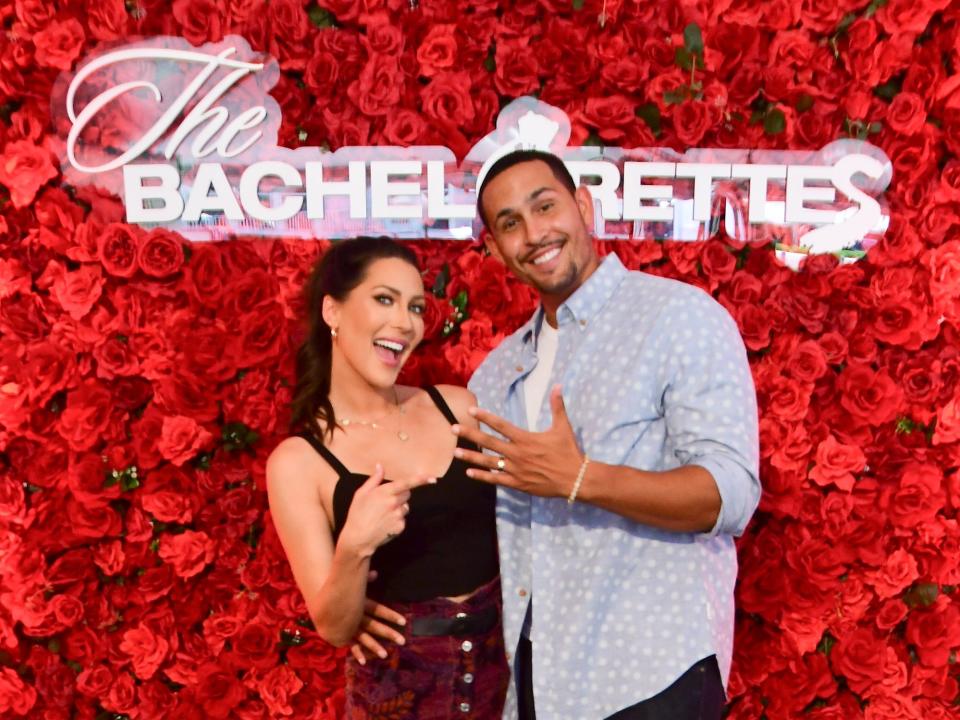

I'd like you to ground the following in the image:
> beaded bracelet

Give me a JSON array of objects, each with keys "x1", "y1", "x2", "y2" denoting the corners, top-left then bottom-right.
[{"x1": 567, "y1": 455, "x2": 590, "y2": 504}]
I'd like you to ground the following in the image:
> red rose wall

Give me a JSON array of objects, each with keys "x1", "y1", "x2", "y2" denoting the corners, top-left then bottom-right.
[{"x1": 2, "y1": 0, "x2": 960, "y2": 718}]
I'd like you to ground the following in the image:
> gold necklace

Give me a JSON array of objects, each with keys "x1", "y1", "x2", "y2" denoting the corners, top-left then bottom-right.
[{"x1": 340, "y1": 388, "x2": 409, "y2": 441}]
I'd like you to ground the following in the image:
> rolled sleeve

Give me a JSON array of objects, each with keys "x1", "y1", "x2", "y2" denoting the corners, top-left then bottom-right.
[{"x1": 660, "y1": 292, "x2": 761, "y2": 538}]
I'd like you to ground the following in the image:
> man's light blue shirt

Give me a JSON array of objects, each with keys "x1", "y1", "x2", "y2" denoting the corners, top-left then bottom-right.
[{"x1": 469, "y1": 253, "x2": 760, "y2": 719}]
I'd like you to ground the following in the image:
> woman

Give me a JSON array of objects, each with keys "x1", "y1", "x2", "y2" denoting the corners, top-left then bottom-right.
[{"x1": 266, "y1": 237, "x2": 508, "y2": 719}]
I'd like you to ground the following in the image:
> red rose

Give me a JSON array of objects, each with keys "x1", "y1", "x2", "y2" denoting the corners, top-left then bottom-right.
[
  {"x1": 876, "y1": 0, "x2": 950, "y2": 35},
  {"x1": 67, "y1": 454, "x2": 121, "y2": 507},
  {"x1": 866, "y1": 548, "x2": 919, "y2": 599},
  {"x1": 0, "y1": 667, "x2": 38, "y2": 716},
  {"x1": 382, "y1": 108, "x2": 429, "y2": 146},
  {"x1": 252, "y1": 665, "x2": 304, "y2": 717},
  {"x1": 232, "y1": 305, "x2": 286, "y2": 368},
  {"x1": 120, "y1": 624, "x2": 170, "y2": 680},
  {"x1": 24, "y1": 340, "x2": 77, "y2": 404},
  {"x1": 228, "y1": 622, "x2": 277, "y2": 671},
  {"x1": 580, "y1": 95, "x2": 636, "y2": 143},
  {"x1": 351, "y1": 54, "x2": 402, "y2": 117},
  {"x1": 93, "y1": 336, "x2": 141, "y2": 380},
  {"x1": 830, "y1": 627, "x2": 891, "y2": 695},
  {"x1": 32, "y1": 18, "x2": 84, "y2": 70},
  {"x1": 933, "y1": 394, "x2": 960, "y2": 445},
  {"x1": 131, "y1": 406, "x2": 166, "y2": 470},
  {"x1": 57, "y1": 380, "x2": 116, "y2": 451},
  {"x1": 172, "y1": 0, "x2": 226, "y2": 44},
  {"x1": 808, "y1": 435, "x2": 865, "y2": 491},
  {"x1": 76, "y1": 665, "x2": 113, "y2": 698},
  {"x1": 102, "y1": 670, "x2": 136, "y2": 714},
  {"x1": 420, "y1": 71, "x2": 475, "y2": 127},
  {"x1": 140, "y1": 465, "x2": 195, "y2": 523},
  {"x1": 887, "y1": 91, "x2": 927, "y2": 136},
  {"x1": 837, "y1": 363, "x2": 902, "y2": 426},
  {"x1": 86, "y1": 0, "x2": 130, "y2": 41},
  {"x1": 155, "y1": 373, "x2": 221, "y2": 422},
  {"x1": 92, "y1": 539, "x2": 125, "y2": 576},
  {"x1": 885, "y1": 463, "x2": 944, "y2": 529},
  {"x1": 494, "y1": 40, "x2": 540, "y2": 97},
  {"x1": 416, "y1": 24, "x2": 458, "y2": 77},
  {"x1": 158, "y1": 530, "x2": 215, "y2": 578},
  {"x1": 48, "y1": 263, "x2": 103, "y2": 320},
  {"x1": 906, "y1": 595, "x2": 960, "y2": 667},
  {"x1": 734, "y1": 304, "x2": 773, "y2": 351},
  {"x1": 304, "y1": 50, "x2": 340, "y2": 97},
  {"x1": 362, "y1": 14, "x2": 402, "y2": 56},
  {"x1": 203, "y1": 612, "x2": 244, "y2": 655},
  {"x1": 674, "y1": 100, "x2": 712, "y2": 146},
  {"x1": 926, "y1": 240, "x2": 960, "y2": 324},
  {"x1": 700, "y1": 242, "x2": 736, "y2": 286},
  {"x1": 0, "y1": 139, "x2": 58, "y2": 208},
  {"x1": 157, "y1": 415, "x2": 213, "y2": 467},
  {"x1": 98, "y1": 224, "x2": 142, "y2": 278},
  {"x1": 193, "y1": 662, "x2": 246, "y2": 719},
  {"x1": 138, "y1": 229, "x2": 185, "y2": 278}
]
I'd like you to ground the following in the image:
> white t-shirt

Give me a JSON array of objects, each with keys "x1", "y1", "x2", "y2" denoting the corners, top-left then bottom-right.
[{"x1": 523, "y1": 319, "x2": 558, "y2": 431}]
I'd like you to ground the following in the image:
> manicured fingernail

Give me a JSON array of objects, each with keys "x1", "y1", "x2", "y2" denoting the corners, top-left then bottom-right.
[
  {"x1": 454, "y1": 448, "x2": 464, "y2": 458},
  {"x1": 451, "y1": 424, "x2": 460, "y2": 434},
  {"x1": 427, "y1": 477, "x2": 437, "y2": 484},
  {"x1": 397, "y1": 637, "x2": 406, "y2": 645},
  {"x1": 466, "y1": 469, "x2": 475, "y2": 478},
  {"x1": 468, "y1": 406, "x2": 478, "y2": 416},
  {"x1": 378, "y1": 650, "x2": 387, "y2": 658},
  {"x1": 397, "y1": 617, "x2": 406, "y2": 626},
  {"x1": 359, "y1": 657, "x2": 366, "y2": 666}
]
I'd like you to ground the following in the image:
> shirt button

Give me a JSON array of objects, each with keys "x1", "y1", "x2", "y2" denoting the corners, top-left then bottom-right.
[
  {"x1": 459, "y1": 702, "x2": 471, "y2": 713},
  {"x1": 580, "y1": 319, "x2": 587, "y2": 327},
  {"x1": 518, "y1": 588, "x2": 527, "y2": 597},
  {"x1": 461, "y1": 640, "x2": 473, "y2": 652},
  {"x1": 463, "y1": 672, "x2": 474, "y2": 684},
  {"x1": 515, "y1": 365, "x2": 524, "y2": 372}
]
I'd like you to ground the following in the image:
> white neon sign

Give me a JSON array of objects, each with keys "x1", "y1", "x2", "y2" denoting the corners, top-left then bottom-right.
[{"x1": 55, "y1": 36, "x2": 893, "y2": 266}]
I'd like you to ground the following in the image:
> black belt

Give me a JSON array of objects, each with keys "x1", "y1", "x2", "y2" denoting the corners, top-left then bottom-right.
[{"x1": 390, "y1": 605, "x2": 498, "y2": 637}]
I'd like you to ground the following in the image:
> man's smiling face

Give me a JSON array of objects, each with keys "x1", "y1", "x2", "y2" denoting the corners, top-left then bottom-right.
[{"x1": 480, "y1": 159, "x2": 600, "y2": 307}]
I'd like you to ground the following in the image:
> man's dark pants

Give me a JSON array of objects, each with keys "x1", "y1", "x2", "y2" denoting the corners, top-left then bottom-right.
[{"x1": 516, "y1": 637, "x2": 725, "y2": 720}]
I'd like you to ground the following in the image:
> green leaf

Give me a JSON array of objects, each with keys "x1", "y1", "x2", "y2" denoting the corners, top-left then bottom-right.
[
  {"x1": 683, "y1": 23, "x2": 704, "y2": 56},
  {"x1": 867, "y1": 121, "x2": 883, "y2": 135},
  {"x1": 835, "y1": 12, "x2": 857, "y2": 34},
  {"x1": 432, "y1": 263, "x2": 450, "y2": 298},
  {"x1": 664, "y1": 88, "x2": 687, "y2": 105},
  {"x1": 763, "y1": 108, "x2": 786, "y2": 135},
  {"x1": 795, "y1": 93, "x2": 814, "y2": 113},
  {"x1": 635, "y1": 103, "x2": 662, "y2": 136},
  {"x1": 864, "y1": 0, "x2": 888, "y2": 18},
  {"x1": 572, "y1": 0, "x2": 585, "y2": 9},
  {"x1": 308, "y1": 6, "x2": 336, "y2": 28},
  {"x1": 874, "y1": 77, "x2": 902, "y2": 102},
  {"x1": 223, "y1": 421, "x2": 259, "y2": 452},
  {"x1": 904, "y1": 582, "x2": 939, "y2": 608},
  {"x1": 816, "y1": 632, "x2": 836, "y2": 656},
  {"x1": 583, "y1": 130, "x2": 603, "y2": 147},
  {"x1": 674, "y1": 46, "x2": 694, "y2": 71}
]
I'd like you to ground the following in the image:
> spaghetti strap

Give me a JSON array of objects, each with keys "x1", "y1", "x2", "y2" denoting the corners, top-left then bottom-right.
[
  {"x1": 424, "y1": 386, "x2": 460, "y2": 425},
  {"x1": 296, "y1": 431, "x2": 352, "y2": 478}
]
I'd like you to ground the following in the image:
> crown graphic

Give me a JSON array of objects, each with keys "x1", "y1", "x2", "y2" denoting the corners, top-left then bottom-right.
[{"x1": 475, "y1": 111, "x2": 563, "y2": 191}]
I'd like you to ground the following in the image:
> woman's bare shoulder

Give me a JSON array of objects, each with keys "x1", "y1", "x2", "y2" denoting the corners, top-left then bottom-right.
[{"x1": 430, "y1": 384, "x2": 479, "y2": 428}]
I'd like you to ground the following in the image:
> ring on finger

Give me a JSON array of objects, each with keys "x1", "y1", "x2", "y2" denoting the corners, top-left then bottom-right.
[
  {"x1": 402, "y1": 502, "x2": 410, "y2": 515},
  {"x1": 496, "y1": 457, "x2": 506, "y2": 471}
]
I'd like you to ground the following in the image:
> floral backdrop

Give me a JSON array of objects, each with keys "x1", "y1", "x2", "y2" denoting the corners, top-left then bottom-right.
[{"x1": 2, "y1": 0, "x2": 960, "y2": 718}]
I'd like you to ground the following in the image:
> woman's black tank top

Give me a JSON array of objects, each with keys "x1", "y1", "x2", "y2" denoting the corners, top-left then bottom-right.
[{"x1": 298, "y1": 386, "x2": 498, "y2": 603}]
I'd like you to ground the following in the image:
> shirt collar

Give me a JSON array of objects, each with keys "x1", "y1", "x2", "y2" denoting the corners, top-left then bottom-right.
[{"x1": 519, "y1": 252, "x2": 628, "y2": 346}]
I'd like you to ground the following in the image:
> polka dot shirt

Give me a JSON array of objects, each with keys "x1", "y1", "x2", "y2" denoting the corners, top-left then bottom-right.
[{"x1": 469, "y1": 253, "x2": 761, "y2": 719}]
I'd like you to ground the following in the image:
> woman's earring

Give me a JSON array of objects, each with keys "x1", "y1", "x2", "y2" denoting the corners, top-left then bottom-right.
[{"x1": 330, "y1": 328, "x2": 338, "y2": 339}]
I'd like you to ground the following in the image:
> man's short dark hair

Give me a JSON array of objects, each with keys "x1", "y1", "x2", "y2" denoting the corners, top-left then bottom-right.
[{"x1": 476, "y1": 149, "x2": 577, "y2": 229}]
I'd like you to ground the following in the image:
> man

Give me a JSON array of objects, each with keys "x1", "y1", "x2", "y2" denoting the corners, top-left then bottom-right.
[{"x1": 450, "y1": 149, "x2": 760, "y2": 719}]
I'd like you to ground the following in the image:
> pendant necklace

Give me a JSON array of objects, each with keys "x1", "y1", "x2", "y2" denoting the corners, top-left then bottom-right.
[{"x1": 340, "y1": 388, "x2": 409, "y2": 442}]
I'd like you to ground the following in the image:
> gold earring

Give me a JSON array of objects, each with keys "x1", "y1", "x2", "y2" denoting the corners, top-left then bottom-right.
[{"x1": 331, "y1": 328, "x2": 338, "y2": 338}]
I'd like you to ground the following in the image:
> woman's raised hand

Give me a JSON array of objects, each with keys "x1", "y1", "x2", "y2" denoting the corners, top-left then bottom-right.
[{"x1": 338, "y1": 464, "x2": 436, "y2": 558}]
